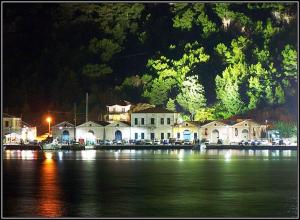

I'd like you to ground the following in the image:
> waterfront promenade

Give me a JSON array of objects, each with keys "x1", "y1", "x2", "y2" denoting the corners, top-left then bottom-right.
[{"x1": 3, "y1": 144, "x2": 298, "y2": 151}]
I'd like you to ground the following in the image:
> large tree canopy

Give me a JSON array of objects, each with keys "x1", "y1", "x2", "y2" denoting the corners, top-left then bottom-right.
[{"x1": 3, "y1": 2, "x2": 297, "y2": 126}]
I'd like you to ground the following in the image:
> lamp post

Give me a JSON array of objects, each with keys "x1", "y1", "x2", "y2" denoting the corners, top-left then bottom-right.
[{"x1": 46, "y1": 117, "x2": 52, "y2": 136}]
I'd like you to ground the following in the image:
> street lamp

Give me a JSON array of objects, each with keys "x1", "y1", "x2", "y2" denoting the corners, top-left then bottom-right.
[{"x1": 46, "y1": 117, "x2": 52, "y2": 136}]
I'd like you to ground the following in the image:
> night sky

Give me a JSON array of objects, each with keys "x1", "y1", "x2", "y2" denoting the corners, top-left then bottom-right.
[{"x1": 3, "y1": 2, "x2": 298, "y2": 133}]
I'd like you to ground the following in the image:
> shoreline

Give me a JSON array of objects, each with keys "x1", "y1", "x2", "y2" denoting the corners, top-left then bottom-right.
[{"x1": 3, "y1": 144, "x2": 298, "y2": 151}]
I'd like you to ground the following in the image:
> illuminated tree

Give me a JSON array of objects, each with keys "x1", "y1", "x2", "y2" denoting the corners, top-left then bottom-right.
[
  {"x1": 143, "y1": 41, "x2": 209, "y2": 106},
  {"x1": 166, "y1": 98, "x2": 176, "y2": 111},
  {"x1": 274, "y1": 121, "x2": 297, "y2": 138},
  {"x1": 176, "y1": 75, "x2": 206, "y2": 120}
]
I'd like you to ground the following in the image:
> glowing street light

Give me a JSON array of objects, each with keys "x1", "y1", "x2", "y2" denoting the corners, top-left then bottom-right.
[{"x1": 46, "y1": 116, "x2": 52, "y2": 136}]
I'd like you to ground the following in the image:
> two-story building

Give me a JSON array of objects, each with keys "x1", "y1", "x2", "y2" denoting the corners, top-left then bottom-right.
[
  {"x1": 106, "y1": 100, "x2": 132, "y2": 122},
  {"x1": 3, "y1": 115, "x2": 22, "y2": 136},
  {"x1": 130, "y1": 107, "x2": 179, "y2": 140}
]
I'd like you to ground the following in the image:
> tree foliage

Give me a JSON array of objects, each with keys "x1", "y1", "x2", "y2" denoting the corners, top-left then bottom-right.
[{"x1": 273, "y1": 121, "x2": 297, "y2": 138}]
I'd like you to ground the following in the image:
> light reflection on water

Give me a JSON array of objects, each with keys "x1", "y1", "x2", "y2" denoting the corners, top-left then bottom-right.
[
  {"x1": 3, "y1": 149, "x2": 297, "y2": 161},
  {"x1": 3, "y1": 149, "x2": 297, "y2": 217}
]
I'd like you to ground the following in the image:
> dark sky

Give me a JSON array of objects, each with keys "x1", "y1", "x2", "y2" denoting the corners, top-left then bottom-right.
[{"x1": 3, "y1": 2, "x2": 298, "y2": 133}]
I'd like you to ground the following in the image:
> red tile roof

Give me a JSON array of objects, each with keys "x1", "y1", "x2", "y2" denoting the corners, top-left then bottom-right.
[{"x1": 133, "y1": 107, "x2": 176, "y2": 113}]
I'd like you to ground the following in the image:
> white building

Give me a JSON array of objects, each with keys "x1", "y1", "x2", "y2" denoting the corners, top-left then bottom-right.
[
  {"x1": 105, "y1": 121, "x2": 131, "y2": 141},
  {"x1": 106, "y1": 100, "x2": 132, "y2": 122},
  {"x1": 76, "y1": 121, "x2": 108, "y2": 145},
  {"x1": 3, "y1": 114, "x2": 37, "y2": 144},
  {"x1": 173, "y1": 121, "x2": 201, "y2": 141},
  {"x1": 199, "y1": 119, "x2": 267, "y2": 144},
  {"x1": 131, "y1": 107, "x2": 179, "y2": 140},
  {"x1": 51, "y1": 121, "x2": 75, "y2": 144},
  {"x1": 3, "y1": 115, "x2": 22, "y2": 136}
]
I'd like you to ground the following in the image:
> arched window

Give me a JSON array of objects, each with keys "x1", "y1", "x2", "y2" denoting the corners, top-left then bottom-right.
[
  {"x1": 205, "y1": 128, "x2": 208, "y2": 136},
  {"x1": 235, "y1": 128, "x2": 238, "y2": 136},
  {"x1": 253, "y1": 128, "x2": 256, "y2": 136}
]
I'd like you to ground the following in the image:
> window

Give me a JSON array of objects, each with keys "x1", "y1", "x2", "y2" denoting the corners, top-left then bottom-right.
[
  {"x1": 205, "y1": 128, "x2": 208, "y2": 136},
  {"x1": 253, "y1": 128, "x2": 256, "y2": 136},
  {"x1": 122, "y1": 107, "x2": 125, "y2": 112},
  {"x1": 167, "y1": 118, "x2": 171, "y2": 124},
  {"x1": 167, "y1": 133, "x2": 171, "y2": 138},
  {"x1": 214, "y1": 123, "x2": 217, "y2": 126},
  {"x1": 151, "y1": 118, "x2": 155, "y2": 125},
  {"x1": 235, "y1": 128, "x2": 238, "y2": 136},
  {"x1": 113, "y1": 107, "x2": 116, "y2": 112},
  {"x1": 161, "y1": 133, "x2": 164, "y2": 140},
  {"x1": 141, "y1": 118, "x2": 144, "y2": 125},
  {"x1": 135, "y1": 118, "x2": 138, "y2": 125},
  {"x1": 5, "y1": 121, "x2": 9, "y2": 127},
  {"x1": 177, "y1": 133, "x2": 180, "y2": 139},
  {"x1": 161, "y1": 118, "x2": 164, "y2": 125},
  {"x1": 135, "y1": 133, "x2": 138, "y2": 140},
  {"x1": 245, "y1": 124, "x2": 247, "y2": 126},
  {"x1": 194, "y1": 133, "x2": 197, "y2": 140},
  {"x1": 150, "y1": 133, "x2": 155, "y2": 140},
  {"x1": 141, "y1": 133, "x2": 145, "y2": 139}
]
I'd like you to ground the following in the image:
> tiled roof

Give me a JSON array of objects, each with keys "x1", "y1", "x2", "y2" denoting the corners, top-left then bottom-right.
[
  {"x1": 107, "y1": 100, "x2": 132, "y2": 106},
  {"x1": 97, "y1": 121, "x2": 110, "y2": 126},
  {"x1": 133, "y1": 107, "x2": 176, "y2": 113}
]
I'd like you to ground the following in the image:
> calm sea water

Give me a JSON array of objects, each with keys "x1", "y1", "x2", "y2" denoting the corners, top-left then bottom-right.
[{"x1": 3, "y1": 149, "x2": 298, "y2": 218}]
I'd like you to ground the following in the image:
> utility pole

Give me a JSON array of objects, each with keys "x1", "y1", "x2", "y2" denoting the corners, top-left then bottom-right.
[
  {"x1": 86, "y1": 92, "x2": 88, "y2": 123},
  {"x1": 74, "y1": 102, "x2": 77, "y2": 142}
]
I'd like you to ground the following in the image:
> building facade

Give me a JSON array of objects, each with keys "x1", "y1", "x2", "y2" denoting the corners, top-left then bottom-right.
[
  {"x1": 51, "y1": 121, "x2": 75, "y2": 144},
  {"x1": 106, "y1": 100, "x2": 132, "y2": 122},
  {"x1": 105, "y1": 121, "x2": 131, "y2": 141},
  {"x1": 76, "y1": 121, "x2": 106, "y2": 145},
  {"x1": 3, "y1": 116, "x2": 22, "y2": 135},
  {"x1": 130, "y1": 107, "x2": 179, "y2": 140},
  {"x1": 173, "y1": 121, "x2": 201, "y2": 142}
]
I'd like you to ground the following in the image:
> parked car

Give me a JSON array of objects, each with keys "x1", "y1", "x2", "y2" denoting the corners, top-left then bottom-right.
[
  {"x1": 260, "y1": 139, "x2": 271, "y2": 145},
  {"x1": 153, "y1": 139, "x2": 161, "y2": 145},
  {"x1": 144, "y1": 139, "x2": 152, "y2": 145},
  {"x1": 169, "y1": 138, "x2": 176, "y2": 145},
  {"x1": 272, "y1": 139, "x2": 283, "y2": 145},
  {"x1": 161, "y1": 139, "x2": 170, "y2": 145},
  {"x1": 183, "y1": 139, "x2": 192, "y2": 145},
  {"x1": 238, "y1": 140, "x2": 249, "y2": 145},
  {"x1": 175, "y1": 139, "x2": 183, "y2": 145},
  {"x1": 136, "y1": 140, "x2": 145, "y2": 145},
  {"x1": 129, "y1": 139, "x2": 136, "y2": 145},
  {"x1": 250, "y1": 139, "x2": 261, "y2": 145}
]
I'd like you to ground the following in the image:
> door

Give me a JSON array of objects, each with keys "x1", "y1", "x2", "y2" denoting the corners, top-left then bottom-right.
[
  {"x1": 183, "y1": 130, "x2": 191, "y2": 141},
  {"x1": 211, "y1": 129, "x2": 219, "y2": 143},
  {"x1": 62, "y1": 130, "x2": 70, "y2": 143},
  {"x1": 115, "y1": 130, "x2": 122, "y2": 141},
  {"x1": 242, "y1": 129, "x2": 249, "y2": 141}
]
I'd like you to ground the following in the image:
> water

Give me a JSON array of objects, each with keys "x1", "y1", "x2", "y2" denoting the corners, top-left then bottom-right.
[{"x1": 3, "y1": 149, "x2": 298, "y2": 217}]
